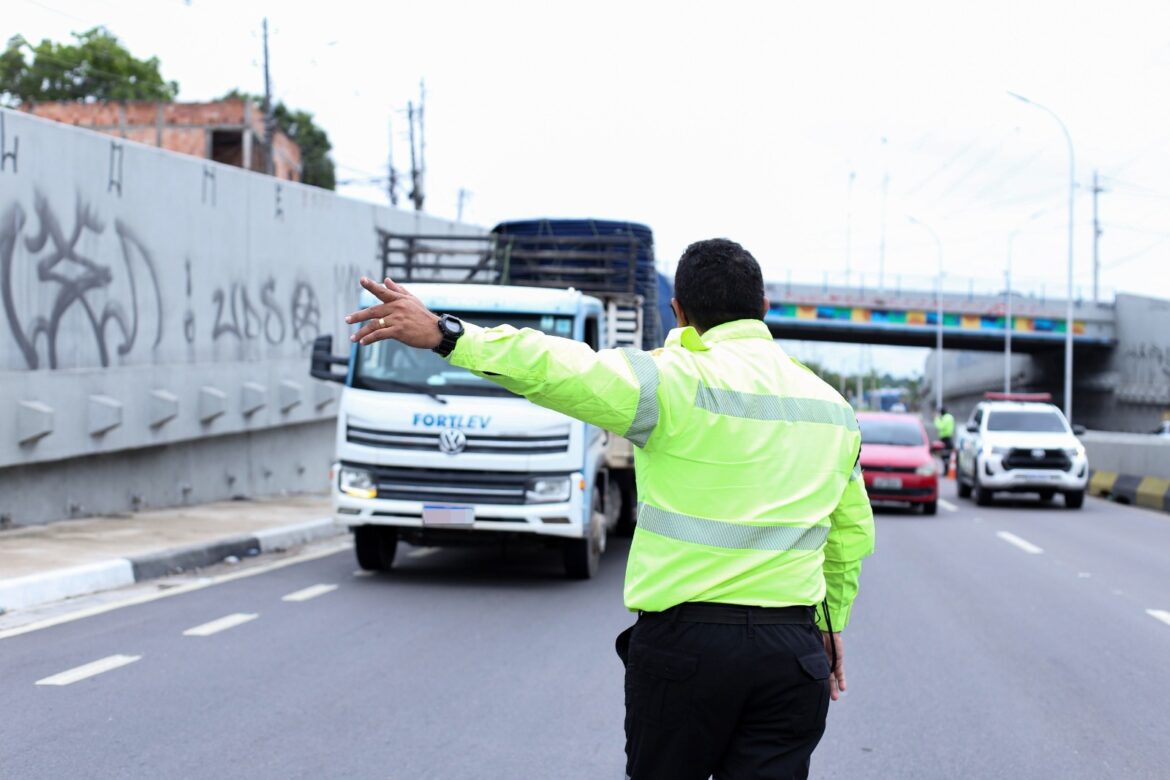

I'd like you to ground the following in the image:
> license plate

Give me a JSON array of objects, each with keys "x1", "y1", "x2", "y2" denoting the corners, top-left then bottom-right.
[
  {"x1": 1017, "y1": 471, "x2": 1060, "y2": 481},
  {"x1": 873, "y1": 477, "x2": 903, "y2": 489},
  {"x1": 422, "y1": 504, "x2": 475, "y2": 526}
]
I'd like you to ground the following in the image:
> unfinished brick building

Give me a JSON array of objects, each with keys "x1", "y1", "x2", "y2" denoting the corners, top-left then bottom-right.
[{"x1": 27, "y1": 98, "x2": 302, "y2": 181}]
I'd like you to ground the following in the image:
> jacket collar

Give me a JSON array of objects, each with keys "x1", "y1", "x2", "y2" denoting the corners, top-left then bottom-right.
[{"x1": 664, "y1": 319, "x2": 773, "y2": 352}]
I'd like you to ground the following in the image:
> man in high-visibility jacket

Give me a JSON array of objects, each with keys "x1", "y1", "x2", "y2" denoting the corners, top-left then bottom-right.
[
  {"x1": 934, "y1": 406, "x2": 956, "y2": 453},
  {"x1": 346, "y1": 238, "x2": 875, "y2": 780}
]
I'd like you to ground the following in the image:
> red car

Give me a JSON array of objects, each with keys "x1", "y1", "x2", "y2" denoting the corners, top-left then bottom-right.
[{"x1": 856, "y1": 412, "x2": 941, "y2": 515}]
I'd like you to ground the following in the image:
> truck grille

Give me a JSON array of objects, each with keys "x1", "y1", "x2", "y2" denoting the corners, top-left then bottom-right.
[
  {"x1": 364, "y1": 465, "x2": 533, "y2": 505},
  {"x1": 1002, "y1": 448, "x2": 1072, "y2": 471},
  {"x1": 346, "y1": 425, "x2": 570, "y2": 455}
]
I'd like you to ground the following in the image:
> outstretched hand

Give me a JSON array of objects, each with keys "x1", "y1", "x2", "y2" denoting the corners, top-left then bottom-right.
[{"x1": 345, "y1": 277, "x2": 441, "y2": 349}]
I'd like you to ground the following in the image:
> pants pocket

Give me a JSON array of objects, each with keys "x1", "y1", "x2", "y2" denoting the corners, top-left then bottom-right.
[{"x1": 625, "y1": 641, "x2": 699, "y2": 727}]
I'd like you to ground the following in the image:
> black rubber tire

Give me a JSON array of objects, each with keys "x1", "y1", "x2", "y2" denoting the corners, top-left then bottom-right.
[
  {"x1": 957, "y1": 479, "x2": 972, "y2": 499},
  {"x1": 354, "y1": 526, "x2": 398, "y2": 571},
  {"x1": 613, "y1": 469, "x2": 637, "y2": 537},
  {"x1": 922, "y1": 500, "x2": 938, "y2": 516},
  {"x1": 973, "y1": 468, "x2": 994, "y2": 507},
  {"x1": 564, "y1": 489, "x2": 604, "y2": 579},
  {"x1": 1064, "y1": 490, "x2": 1085, "y2": 509}
]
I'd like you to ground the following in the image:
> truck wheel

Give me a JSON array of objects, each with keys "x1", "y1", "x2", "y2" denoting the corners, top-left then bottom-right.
[
  {"x1": 957, "y1": 479, "x2": 972, "y2": 499},
  {"x1": 1064, "y1": 490, "x2": 1085, "y2": 509},
  {"x1": 354, "y1": 526, "x2": 397, "y2": 571},
  {"x1": 973, "y1": 469, "x2": 994, "y2": 507},
  {"x1": 922, "y1": 500, "x2": 938, "y2": 516},
  {"x1": 613, "y1": 470, "x2": 637, "y2": 537},
  {"x1": 1039, "y1": 490, "x2": 1055, "y2": 503},
  {"x1": 564, "y1": 493, "x2": 604, "y2": 580}
]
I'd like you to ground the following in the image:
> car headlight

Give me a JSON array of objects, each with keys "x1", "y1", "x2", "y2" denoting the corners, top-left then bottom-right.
[
  {"x1": 915, "y1": 462, "x2": 937, "y2": 476},
  {"x1": 983, "y1": 445, "x2": 1010, "y2": 457},
  {"x1": 525, "y1": 476, "x2": 571, "y2": 504},
  {"x1": 1063, "y1": 445, "x2": 1085, "y2": 458},
  {"x1": 339, "y1": 467, "x2": 377, "y2": 499}
]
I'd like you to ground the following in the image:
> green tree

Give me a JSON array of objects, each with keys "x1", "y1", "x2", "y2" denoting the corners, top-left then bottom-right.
[
  {"x1": 0, "y1": 27, "x2": 178, "y2": 105},
  {"x1": 223, "y1": 89, "x2": 336, "y2": 190}
]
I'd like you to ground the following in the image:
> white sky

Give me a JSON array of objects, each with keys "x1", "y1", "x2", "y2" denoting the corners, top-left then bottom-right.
[{"x1": 9, "y1": 0, "x2": 1170, "y2": 375}]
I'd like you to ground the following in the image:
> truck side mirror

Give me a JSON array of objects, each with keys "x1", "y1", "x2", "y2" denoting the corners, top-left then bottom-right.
[
  {"x1": 1072, "y1": 424, "x2": 1087, "y2": 436},
  {"x1": 310, "y1": 334, "x2": 348, "y2": 383},
  {"x1": 966, "y1": 422, "x2": 979, "y2": 433}
]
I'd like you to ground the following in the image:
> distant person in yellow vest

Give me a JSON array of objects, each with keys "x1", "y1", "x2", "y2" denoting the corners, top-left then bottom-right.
[
  {"x1": 345, "y1": 238, "x2": 876, "y2": 780},
  {"x1": 934, "y1": 407, "x2": 955, "y2": 450}
]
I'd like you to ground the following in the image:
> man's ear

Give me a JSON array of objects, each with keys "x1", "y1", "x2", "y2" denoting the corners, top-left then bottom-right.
[
  {"x1": 670, "y1": 298, "x2": 688, "y2": 328},
  {"x1": 761, "y1": 296, "x2": 770, "y2": 318}
]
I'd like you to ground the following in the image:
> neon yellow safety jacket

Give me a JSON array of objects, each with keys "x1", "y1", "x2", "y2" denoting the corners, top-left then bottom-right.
[
  {"x1": 935, "y1": 413, "x2": 955, "y2": 439},
  {"x1": 449, "y1": 317, "x2": 875, "y2": 630}
]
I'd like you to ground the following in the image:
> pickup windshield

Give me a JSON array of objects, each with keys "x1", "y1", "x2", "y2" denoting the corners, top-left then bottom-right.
[
  {"x1": 985, "y1": 410, "x2": 1068, "y2": 433},
  {"x1": 352, "y1": 311, "x2": 575, "y2": 396},
  {"x1": 859, "y1": 418, "x2": 926, "y2": 446}
]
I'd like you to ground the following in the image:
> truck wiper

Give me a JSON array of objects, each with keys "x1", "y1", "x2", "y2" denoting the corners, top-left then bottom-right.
[{"x1": 358, "y1": 377, "x2": 448, "y2": 404}]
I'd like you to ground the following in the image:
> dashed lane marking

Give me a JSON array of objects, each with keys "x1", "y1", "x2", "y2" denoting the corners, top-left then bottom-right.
[
  {"x1": 281, "y1": 584, "x2": 338, "y2": 602},
  {"x1": 1147, "y1": 609, "x2": 1170, "y2": 628},
  {"x1": 36, "y1": 654, "x2": 141, "y2": 686},
  {"x1": 938, "y1": 499, "x2": 959, "y2": 512},
  {"x1": 407, "y1": 547, "x2": 441, "y2": 559},
  {"x1": 351, "y1": 570, "x2": 374, "y2": 578},
  {"x1": 182, "y1": 613, "x2": 258, "y2": 637},
  {"x1": 995, "y1": 531, "x2": 1044, "y2": 555}
]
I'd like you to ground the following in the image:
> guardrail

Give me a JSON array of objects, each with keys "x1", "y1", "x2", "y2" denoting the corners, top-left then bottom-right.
[{"x1": 1083, "y1": 431, "x2": 1170, "y2": 512}]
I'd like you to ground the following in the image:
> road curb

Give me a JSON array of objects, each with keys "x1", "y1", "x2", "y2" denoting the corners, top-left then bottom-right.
[
  {"x1": 1088, "y1": 470, "x2": 1170, "y2": 512},
  {"x1": 0, "y1": 517, "x2": 339, "y2": 614}
]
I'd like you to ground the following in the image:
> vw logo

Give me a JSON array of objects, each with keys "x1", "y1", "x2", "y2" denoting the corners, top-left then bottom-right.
[
  {"x1": 438, "y1": 428, "x2": 467, "y2": 455},
  {"x1": 1031, "y1": 448, "x2": 1046, "y2": 459}
]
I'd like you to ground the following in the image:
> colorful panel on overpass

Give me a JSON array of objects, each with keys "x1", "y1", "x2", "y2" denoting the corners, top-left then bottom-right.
[{"x1": 769, "y1": 303, "x2": 1085, "y2": 335}]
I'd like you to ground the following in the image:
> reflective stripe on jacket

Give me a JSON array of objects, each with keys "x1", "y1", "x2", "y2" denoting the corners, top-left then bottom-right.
[{"x1": 448, "y1": 317, "x2": 875, "y2": 630}]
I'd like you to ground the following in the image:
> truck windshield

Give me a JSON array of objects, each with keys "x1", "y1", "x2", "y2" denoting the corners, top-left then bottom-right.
[
  {"x1": 859, "y1": 418, "x2": 926, "y2": 446},
  {"x1": 985, "y1": 410, "x2": 1068, "y2": 433},
  {"x1": 352, "y1": 311, "x2": 575, "y2": 396}
]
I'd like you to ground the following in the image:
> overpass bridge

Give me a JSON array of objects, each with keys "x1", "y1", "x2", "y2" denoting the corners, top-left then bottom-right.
[{"x1": 763, "y1": 281, "x2": 1115, "y2": 353}]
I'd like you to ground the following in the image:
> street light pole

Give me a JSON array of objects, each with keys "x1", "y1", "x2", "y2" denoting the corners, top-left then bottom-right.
[
  {"x1": 1008, "y1": 91, "x2": 1075, "y2": 422},
  {"x1": 909, "y1": 216, "x2": 944, "y2": 412}
]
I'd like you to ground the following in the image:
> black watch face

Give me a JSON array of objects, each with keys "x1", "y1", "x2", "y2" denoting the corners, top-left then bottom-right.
[{"x1": 442, "y1": 317, "x2": 462, "y2": 336}]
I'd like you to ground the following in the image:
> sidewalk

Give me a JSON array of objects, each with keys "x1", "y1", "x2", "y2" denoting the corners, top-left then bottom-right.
[{"x1": 0, "y1": 494, "x2": 337, "y2": 613}]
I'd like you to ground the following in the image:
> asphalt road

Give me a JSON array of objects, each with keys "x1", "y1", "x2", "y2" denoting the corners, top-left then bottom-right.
[{"x1": 1, "y1": 484, "x2": 1168, "y2": 779}]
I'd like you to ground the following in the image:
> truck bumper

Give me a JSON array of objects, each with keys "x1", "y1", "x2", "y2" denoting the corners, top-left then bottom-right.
[
  {"x1": 332, "y1": 492, "x2": 587, "y2": 540},
  {"x1": 978, "y1": 456, "x2": 1089, "y2": 492}
]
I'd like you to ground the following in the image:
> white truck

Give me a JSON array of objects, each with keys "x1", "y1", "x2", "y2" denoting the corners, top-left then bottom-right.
[{"x1": 310, "y1": 224, "x2": 654, "y2": 578}]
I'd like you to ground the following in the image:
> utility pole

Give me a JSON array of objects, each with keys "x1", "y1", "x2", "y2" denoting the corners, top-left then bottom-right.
[
  {"x1": 386, "y1": 115, "x2": 399, "y2": 206},
  {"x1": 1092, "y1": 170, "x2": 1104, "y2": 304},
  {"x1": 407, "y1": 102, "x2": 419, "y2": 211},
  {"x1": 456, "y1": 188, "x2": 470, "y2": 222},
  {"x1": 878, "y1": 137, "x2": 889, "y2": 290},
  {"x1": 407, "y1": 80, "x2": 427, "y2": 211},
  {"x1": 261, "y1": 18, "x2": 275, "y2": 176},
  {"x1": 845, "y1": 170, "x2": 856, "y2": 286}
]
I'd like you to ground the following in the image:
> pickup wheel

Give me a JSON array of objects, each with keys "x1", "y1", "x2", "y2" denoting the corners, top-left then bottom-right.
[
  {"x1": 973, "y1": 465, "x2": 994, "y2": 507},
  {"x1": 957, "y1": 478, "x2": 972, "y2": 499},
  {"x1": 564, "y1": 488, "x2": 605, "y2": 579},
  {"x1": 922, "y1": 500, "x2": 938, "y2": 516},
  {"x1": 1064, "y1": 490, "x2": 1085, "y2": 509},
  {"x1": 354, "y1": 526, "x2": 398, "y2": 571}
]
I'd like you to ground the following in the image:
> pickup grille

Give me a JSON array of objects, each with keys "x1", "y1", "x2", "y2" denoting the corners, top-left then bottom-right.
[
  {"x1": 364, "y1": 465, "x2": 533, "y2": 505},
  {"x1": 347, "y1": 425, "x2": 570, "y2": 455},
  {"x1": 1002, "y1": 448, "x2": 1072, "y2": 472}
]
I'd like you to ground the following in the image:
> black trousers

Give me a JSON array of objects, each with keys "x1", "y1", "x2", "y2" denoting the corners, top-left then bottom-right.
[{"x1": 616, "y1": 606, "x2": 830, "y2": 780}]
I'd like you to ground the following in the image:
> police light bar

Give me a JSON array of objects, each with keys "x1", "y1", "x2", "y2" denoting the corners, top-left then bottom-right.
[{"x1": 983, "y1": 392, "x2": 1052, "y2": 402}]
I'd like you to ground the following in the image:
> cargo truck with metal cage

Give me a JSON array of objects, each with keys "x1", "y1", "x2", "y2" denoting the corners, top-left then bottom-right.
[{"x1": 310, "y1": 220, "x2": 661, "y2": 578}]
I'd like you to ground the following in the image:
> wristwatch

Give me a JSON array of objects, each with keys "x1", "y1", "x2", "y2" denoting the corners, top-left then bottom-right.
[{"x1": 433, "y1": 314, "x2": 465, "y2": 358}]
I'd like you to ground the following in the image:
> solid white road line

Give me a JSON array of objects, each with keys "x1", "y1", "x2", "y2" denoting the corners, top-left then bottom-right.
[
  {"x1": 996, "y1": 531, "x2": 1044, "y2": 555},
  {"x1": 182, "y1": 613, "x2": 258, "y2": 637},
  {"x1": 0, "y1": 538, "x2": 351, "y2": 641},
  {"x1": 1147, "y1": 609, "x2": 1170, "y2": 628},
  {"x1": 938, "y1": 499, "x2": 959, "y2": 512},
  {"x1": 281, "y1": 583, "x2": 338, "y2": 602},
  {"x1": 36, "y1": 654, "x2": 142, "y2": 686}
]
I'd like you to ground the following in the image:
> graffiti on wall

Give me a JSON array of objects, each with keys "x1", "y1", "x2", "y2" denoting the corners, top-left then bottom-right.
[
  {"x1": 208, "y1": 278, "x2": 319, "y2": 348},
  {"x1": 0, "y1": 191, "x2": 163, "y2": 369},
  {"x1": 1122, "y1": 341, "x2": 1170, "y2": 381}
]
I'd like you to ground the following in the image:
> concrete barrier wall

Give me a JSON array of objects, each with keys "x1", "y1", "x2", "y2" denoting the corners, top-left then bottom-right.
[
  {"x1": 1083, "y1": 430, "x2": 1170, "y2": 511},
  {"x1": 0, "y1": 108, "x2": 480, "y2": 524}
]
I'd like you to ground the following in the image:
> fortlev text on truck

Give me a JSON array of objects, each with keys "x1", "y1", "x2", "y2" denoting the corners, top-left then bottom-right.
[{"x1": 309, "y1": 220, "x2": 662, "y2": 578}]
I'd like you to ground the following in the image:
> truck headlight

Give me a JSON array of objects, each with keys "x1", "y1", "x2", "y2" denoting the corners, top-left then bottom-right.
[
  {"x1": 983, "y1": 445, "x2": 1010, "y2": 458},
  {"x1": 526, "y1": 476, "x2": 571, "y2": 504},
  {"x1": 339, "y1": 467, "x2": 377, "y2": 499},
  {"x1": 915, "y1": 462, "x2": 937, "y2": 476},
  {"x1": 1063, "y1": 445, "x2": 1085, "y2": 458}
]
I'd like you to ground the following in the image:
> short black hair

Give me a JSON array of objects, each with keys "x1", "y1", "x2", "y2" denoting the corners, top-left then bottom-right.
[{"x1": 673, "y1": 238, "x2": 765, "y2": 331}]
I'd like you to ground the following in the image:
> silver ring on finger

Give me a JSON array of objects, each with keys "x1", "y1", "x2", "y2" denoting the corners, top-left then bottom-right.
[{"x1": 378, "y1": 317, "x2": 387, "y2": 328}]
